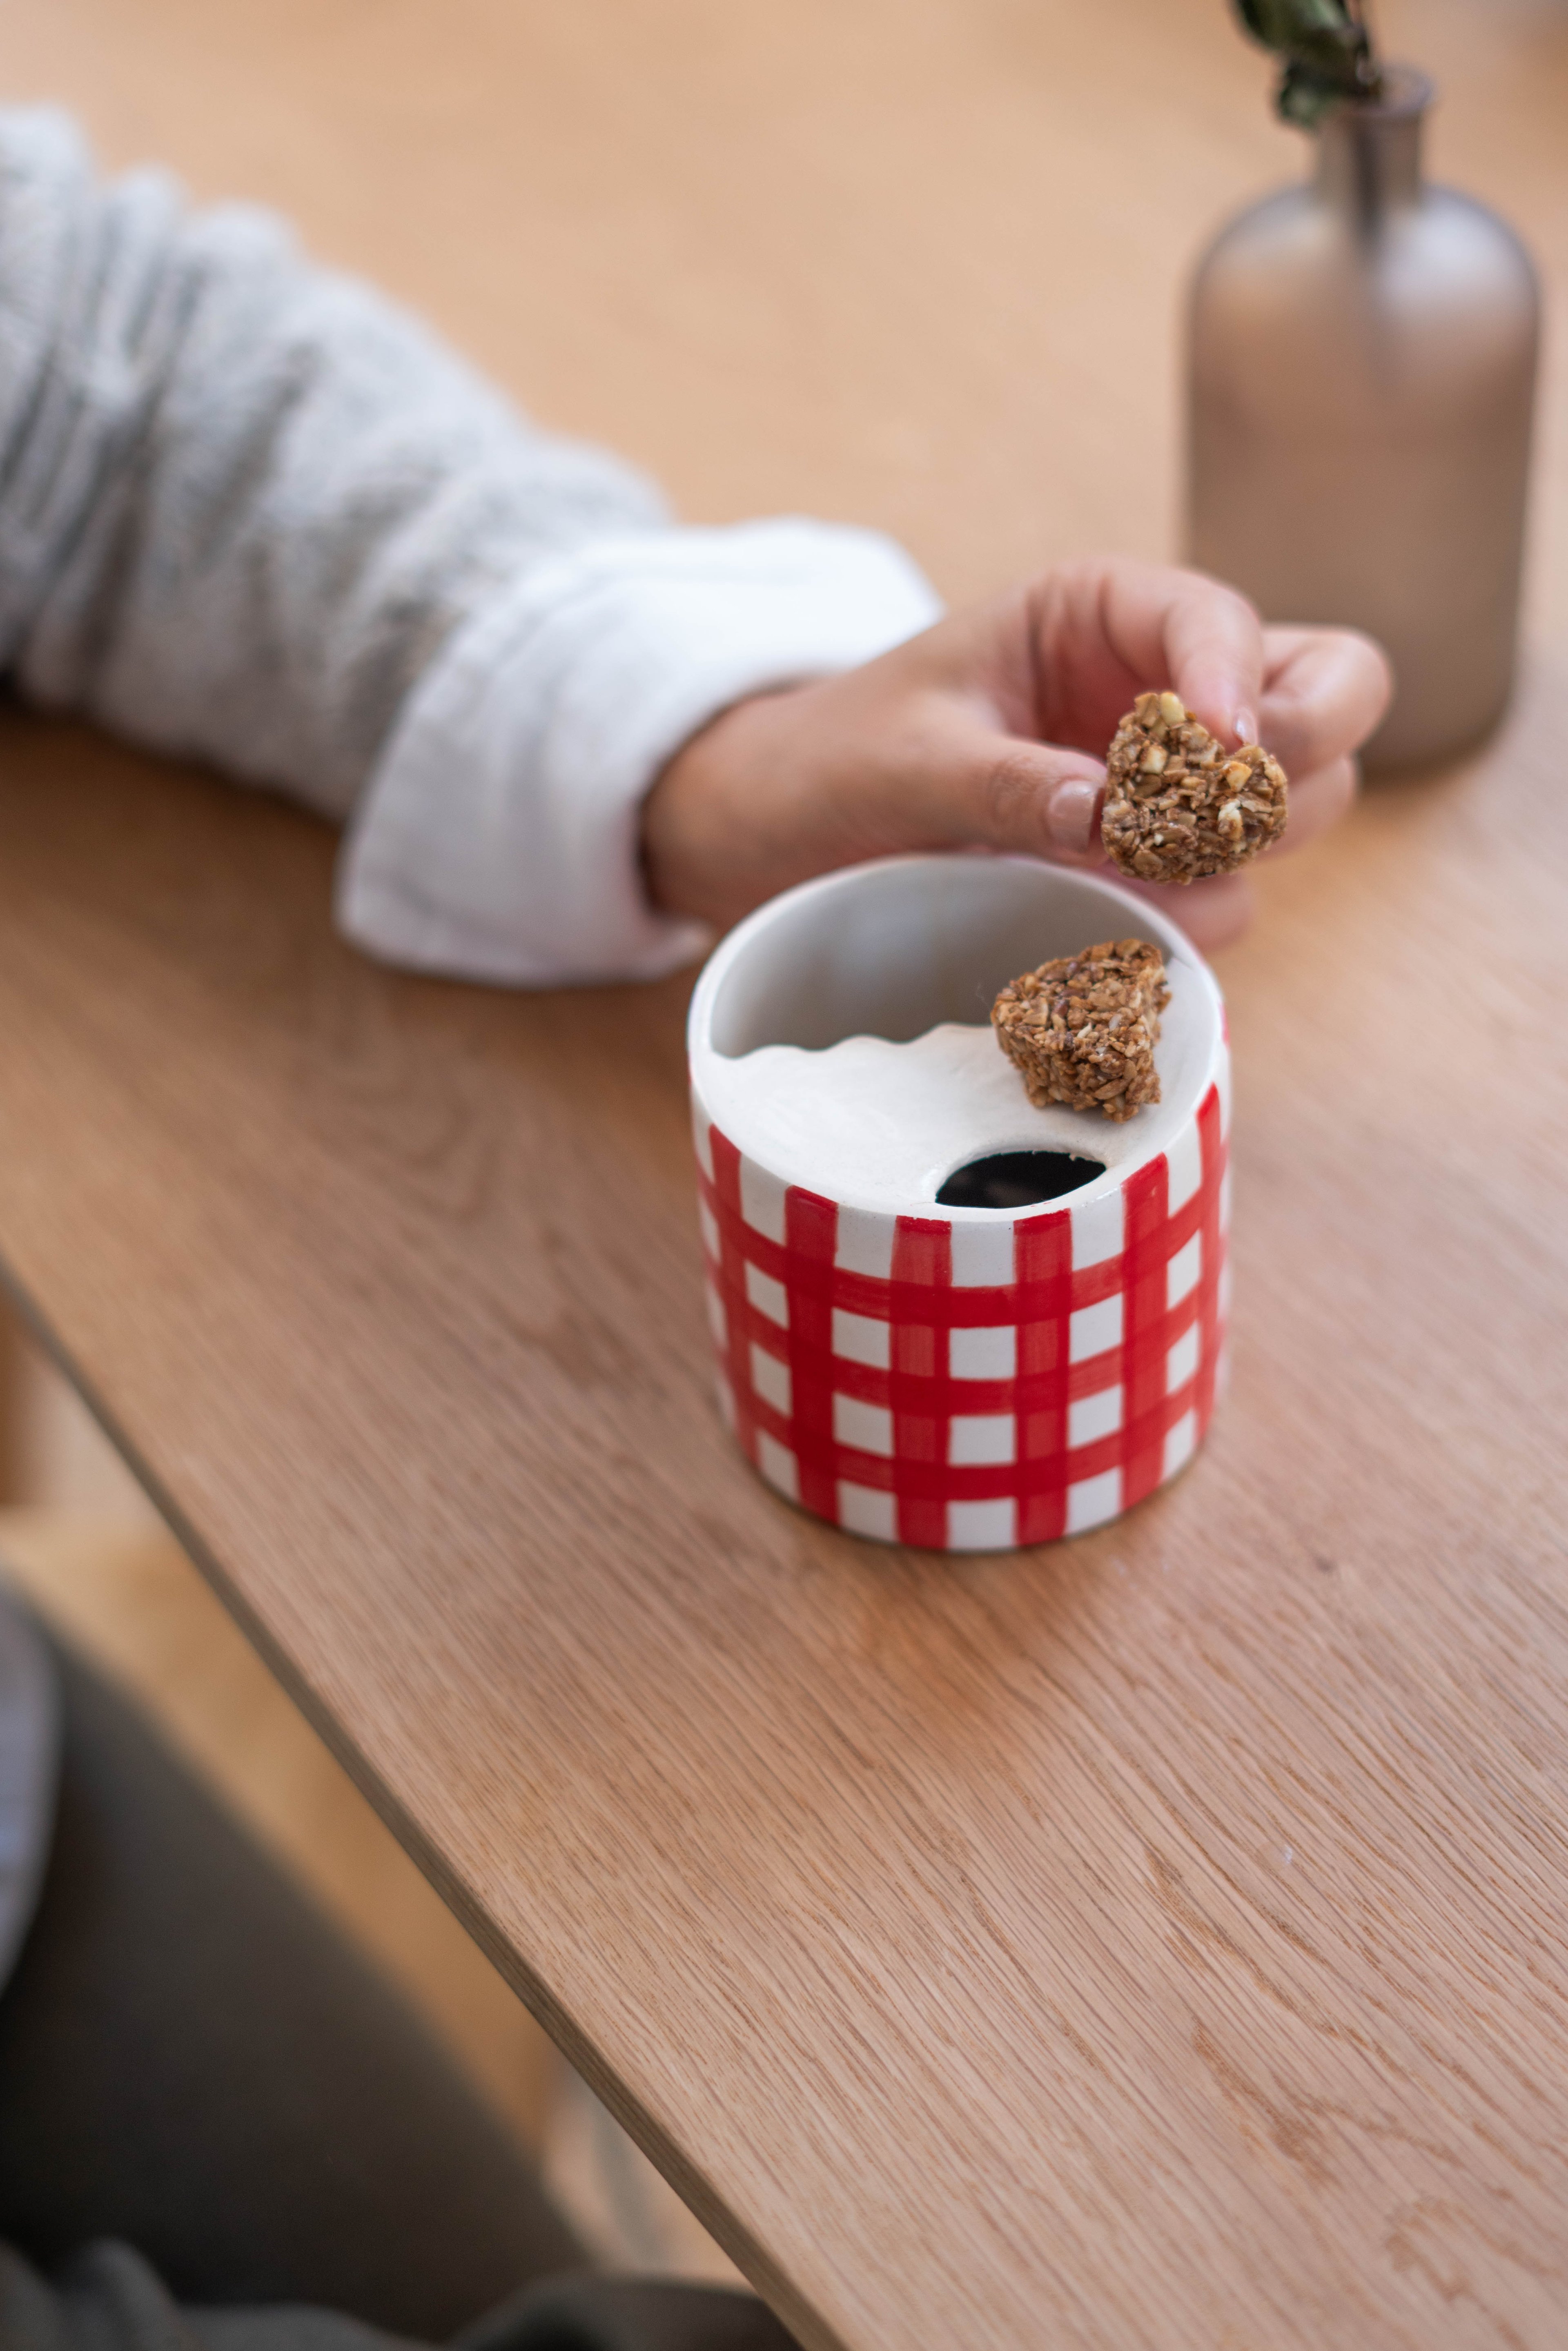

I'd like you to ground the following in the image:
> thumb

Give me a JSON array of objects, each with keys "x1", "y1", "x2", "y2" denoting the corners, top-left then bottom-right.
[{"x1": 941, "y1": 730, "x2": 1106, "y2": 864}]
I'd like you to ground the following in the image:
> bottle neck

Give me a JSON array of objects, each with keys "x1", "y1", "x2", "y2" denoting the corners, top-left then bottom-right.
[{"x1": 1314, "y1": 64, "x2": 1432, "y2": 225}]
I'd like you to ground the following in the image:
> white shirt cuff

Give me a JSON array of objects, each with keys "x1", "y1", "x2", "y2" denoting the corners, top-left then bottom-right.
[{"x1": 334, "y1": 517, "x2": 943, "y2": 987}]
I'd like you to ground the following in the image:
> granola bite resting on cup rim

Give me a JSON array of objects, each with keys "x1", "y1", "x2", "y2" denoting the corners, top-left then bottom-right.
[{"x1": 992, "y1": 938, "x2": 1170, "y2": 1123}]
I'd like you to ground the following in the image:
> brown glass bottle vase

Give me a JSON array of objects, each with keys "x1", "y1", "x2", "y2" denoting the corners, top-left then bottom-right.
[{"x1": 1186, "y1": 66, "x2": 1539, "y2": 770}]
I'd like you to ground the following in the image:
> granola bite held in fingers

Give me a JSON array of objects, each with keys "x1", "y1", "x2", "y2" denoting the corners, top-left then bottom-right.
[
  {"x1": 1102, "y1": 691, "x2": 1287, "y2": 885},
  {"x1": 992, "y1": 938, "x2": 1170, "y2": 1122}
]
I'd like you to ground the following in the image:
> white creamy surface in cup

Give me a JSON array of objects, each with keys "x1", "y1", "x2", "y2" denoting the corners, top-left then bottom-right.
[{"x1": 701, "y1": 976, "x2": 1209, "y2": 1214}]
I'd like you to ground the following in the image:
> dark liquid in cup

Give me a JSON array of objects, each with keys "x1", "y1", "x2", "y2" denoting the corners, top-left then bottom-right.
[{"x1": 936, "y1": 1151, "x2": 1105, "y2": 1211}]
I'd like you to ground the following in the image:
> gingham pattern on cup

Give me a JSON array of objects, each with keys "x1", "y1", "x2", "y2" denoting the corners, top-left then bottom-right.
[{"x1": 693, "y1": 1073, "x2": 1229, "y2": 1552}]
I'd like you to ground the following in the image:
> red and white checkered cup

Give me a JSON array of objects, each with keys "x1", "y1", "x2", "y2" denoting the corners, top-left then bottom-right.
[{"x1": 688, "y1": 854, "x2": 1229, "y2": 1551}]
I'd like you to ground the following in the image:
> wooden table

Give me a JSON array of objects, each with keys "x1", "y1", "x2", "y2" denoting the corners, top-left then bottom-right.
[{"x1": 3, "y1": 3, "x2": 1568, "y2": 2345}]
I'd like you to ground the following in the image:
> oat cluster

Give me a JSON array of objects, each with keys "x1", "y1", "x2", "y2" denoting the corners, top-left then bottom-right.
[
  {"x1": 1102, "y1": 690, "x2": 1287, "y2": 884},
  {"x1": 991, "y1": 938, "x2": 1169, "y2": 1123}
]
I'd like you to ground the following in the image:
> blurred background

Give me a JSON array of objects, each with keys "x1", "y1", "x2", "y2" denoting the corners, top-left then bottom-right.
[
  {"x1": 0, "y1": 0, "x2": 1556, "y2": 609},
  {"x1": 0, "y1": 0, "x2": 1563, "y2": 2282}
]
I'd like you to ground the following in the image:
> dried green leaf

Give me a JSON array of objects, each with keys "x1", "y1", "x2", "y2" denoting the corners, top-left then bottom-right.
[{"x1": 1230, "y1": 0, "x2": 1381, "y2": 125}]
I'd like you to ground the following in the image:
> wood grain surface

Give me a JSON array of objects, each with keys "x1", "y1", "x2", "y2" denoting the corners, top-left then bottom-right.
[{"x1": 1, "y1": 4, "x2": 1567, "y2": 2347}]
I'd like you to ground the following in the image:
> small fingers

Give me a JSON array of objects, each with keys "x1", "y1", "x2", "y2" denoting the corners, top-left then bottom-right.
[
  {"x1": 1020, "y1": 561, "x2": 1267, "y2": 754},
  {"x1": 1259, "y1": 626, "x2": 1392, "y2": 775}
]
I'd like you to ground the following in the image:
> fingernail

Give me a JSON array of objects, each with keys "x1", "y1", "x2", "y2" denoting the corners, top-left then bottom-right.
[
  {"x1": 1233, "y1": 706, "x2": 1258, "y2": 748},
  {"x1": 1047, "y1": 777, "x2": 1103, "y2": 855}
]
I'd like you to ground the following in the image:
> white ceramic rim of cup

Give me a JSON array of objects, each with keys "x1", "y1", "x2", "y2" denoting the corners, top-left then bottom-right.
[{"x1": 688, "y1": 852, "x2": 1225, "y2": 1222}]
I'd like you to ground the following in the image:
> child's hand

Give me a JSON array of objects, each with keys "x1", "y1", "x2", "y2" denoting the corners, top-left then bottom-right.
[{"x1": 641, "y1": 558, "x2": 1391, "y2": 952}]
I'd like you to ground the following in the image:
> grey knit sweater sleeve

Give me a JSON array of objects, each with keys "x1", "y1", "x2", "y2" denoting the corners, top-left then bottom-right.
[
  {"x1": 0, "y1": 106, "x2": 666, "y2": 821},
  {"x1": 0, "y1": 108, "x2": 940, "y2": 984}
]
